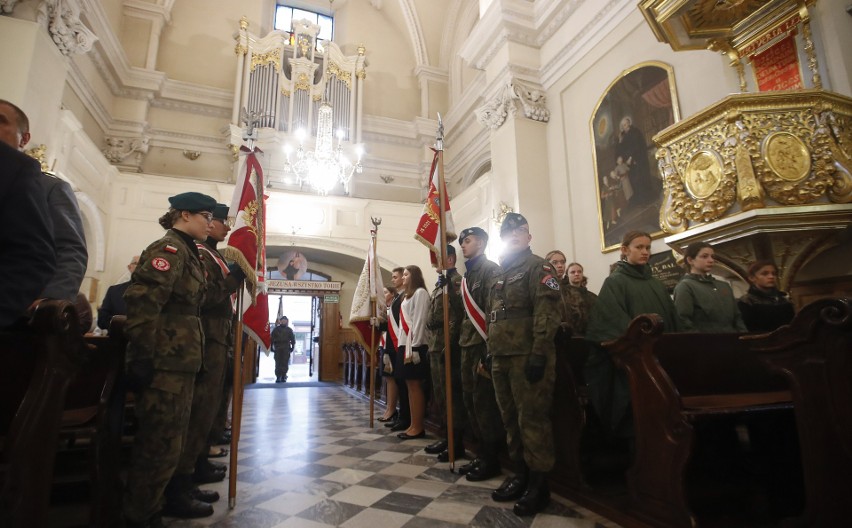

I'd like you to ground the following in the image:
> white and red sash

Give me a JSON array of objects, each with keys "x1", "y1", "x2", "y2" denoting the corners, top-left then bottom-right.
[
  {"x1": 461, "y1": 276, "x2": 488, "y2": 341},
  {"x1": 197, "y1": 243, "x2": 236, "y2": 313},
  {"x1": 387, "y1": 303, "x2": 400, "y2": 349}
]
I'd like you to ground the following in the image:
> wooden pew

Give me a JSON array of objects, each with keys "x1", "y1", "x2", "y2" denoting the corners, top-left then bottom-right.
[
  {"x1": 608, "y1": 315, "x2": 793, "y2": 528},
  {"x1": 743, "y1": 297, "x2": 852, "y2": 528},
  {"x1": 343, "y1": 343, "x2": 353, "y2": 387},
  {"x1": 0, "y1": 300, "x2": 86, "y2": 528},
  {"x1": 352, "y1": 343, "x2": 362, "y2": 390},
  {"x1": 54, "y1": 316, "x2": 128, "y2": 527},
  {"x1": 551, "y1": 336, "x2": 592, "y2": 491}
]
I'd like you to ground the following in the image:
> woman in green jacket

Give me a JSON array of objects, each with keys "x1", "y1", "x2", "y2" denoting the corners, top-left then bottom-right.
[
  {"x1": 673, "y1": 242, "x2": 747, "y2": 333},
  {"x1": 585, "y1": 231, "x2": 680, "y2": 437}
]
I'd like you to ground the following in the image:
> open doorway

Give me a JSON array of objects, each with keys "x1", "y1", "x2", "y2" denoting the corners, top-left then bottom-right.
[{"x1": 258, "y1": 294, "x2": 321, "y2": 384}]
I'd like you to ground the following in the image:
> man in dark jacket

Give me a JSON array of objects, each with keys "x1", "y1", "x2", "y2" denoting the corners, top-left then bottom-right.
[
  {"x1": 97, "y1": 255, "x2": 140, "y2": 331},
  {"x1": 271, "y1": 316, "x2": 296, "y2": 382}
]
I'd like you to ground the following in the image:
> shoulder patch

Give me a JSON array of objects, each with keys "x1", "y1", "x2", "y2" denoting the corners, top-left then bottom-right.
[
  {"x1": 542, "y1": 275, "x2": 560, "y2": 291},
  {"x1": 164, "y1": 244, "x2": 178, "y2": 254},
  {"x1": 151, "y1": 257, "x2": 171, "y2": 272}
]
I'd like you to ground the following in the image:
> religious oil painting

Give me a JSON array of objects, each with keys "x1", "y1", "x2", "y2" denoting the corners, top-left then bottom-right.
[{"x1": 590, "y1": 62, "x2": 680, "y2": 252}]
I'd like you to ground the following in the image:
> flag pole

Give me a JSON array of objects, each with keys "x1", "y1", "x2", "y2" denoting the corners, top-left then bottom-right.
[
  {"x1": 368, "y1": 217, "x2": 381, "y2": 428},
  {"x1": 228, "y1": 286, "x2": 244, "y2": 509},
  {"x1": 435, "y1": 114, "x2": 456, "y2": 471}
]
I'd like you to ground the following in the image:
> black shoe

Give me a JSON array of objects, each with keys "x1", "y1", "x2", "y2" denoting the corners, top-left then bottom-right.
[
  {"x1": 458, "y1": 458, "x2": 480, "y2": 476},
  {"x1": 378, "y1": 411, "x2": 398, "y2": 423},
  {"x1": 397, "y1": 431, "x2": 425, "y2": 440},
  {"x1": 384, "y1": 419, "x2": 398, "y2": 428},
  {"x1": 193, "y1": 457, "x2": 226, "y2": 484},
  {"x1": 213, "y1": 431, "x2": 231, "y2": 445},
  {"x1": 513, "y1": 471, "x2": 550, "y2": 516},
  {"x1": 466, "y1": 457, "x2": 502, "y2": 482},
  {"x1": 190, "y1": 487, "x2": 220, "y2": 503},
  {"x1": 492, "y1": 472, "x2": 528, "y2": 502},
  {"x1": 424, "y1": 439, "x2": 448, "y2": 454},
  {"x1": 390, "y1": 421, "x2": 410, "y2": 432},
  {"x1": 164, "y1": 475, "x2": 215, "y2": 519}
]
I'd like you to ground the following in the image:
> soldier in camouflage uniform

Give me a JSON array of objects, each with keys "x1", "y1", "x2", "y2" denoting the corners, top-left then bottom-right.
[
  {"x1": 424, "y1": 245, "x2": 467, "y2": 462},
  {"x1": 563, "y1": 262, "x2": 597, "y2": 336},
  {"x1": 122, "y1": 192, "x2": 216, "y2": 528},
  {"x1": 457, "y1": 227, "x2": 505, "y2": 482},
  {"x1": 488, "y1": 213, "x2": 561, "y2": 517},
  {"x1": 164, "y1": 203, "x2": 243, "y2": 518}
]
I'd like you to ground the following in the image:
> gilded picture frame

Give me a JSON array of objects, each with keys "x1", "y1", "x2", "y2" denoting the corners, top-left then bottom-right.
[{"x1": 590, "y1": 62, "x2": 680, "y2": 252}]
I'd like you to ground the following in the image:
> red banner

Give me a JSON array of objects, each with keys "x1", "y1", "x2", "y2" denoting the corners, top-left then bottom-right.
[
  {"x1": 751, "y1": 35, "x2": 803, "y2": 92},
  {"x1": 223, "y1": 148, "x2": 271, "y2": 350},
  {"x1": 414, "y1": 149, "x2": 456, "y2": 268}
]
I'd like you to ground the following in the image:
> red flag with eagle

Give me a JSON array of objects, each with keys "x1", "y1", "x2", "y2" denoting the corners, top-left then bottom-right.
[
  {"x1": 414, "y1": 149, "x2": 456, "y2": 267},
  {"x1": 349, "y1": 231, "x2": 386, "y2": 351},
  {"x1": 223, "y1": 147, "x2": 271, "y2": 351}
]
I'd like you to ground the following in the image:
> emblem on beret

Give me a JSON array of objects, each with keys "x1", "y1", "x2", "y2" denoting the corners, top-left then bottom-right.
[{"x1": 152, "y1": 257, "x2": 171, "y2": 272}]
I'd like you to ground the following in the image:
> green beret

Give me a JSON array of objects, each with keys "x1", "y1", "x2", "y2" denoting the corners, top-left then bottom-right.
[
  {"x1": 459, "y1": 227, "x2": 488, "y2": 244},
  {"x1": 446, "y1": 244, "x2": 456, "y2": 256},
  {"x1": 500, "y1": 212, "x2": 529, "y2": 237},
  {"x1": 168, "y1": 192, "x2": 217, "y2": 212},
  {"x1": 212, "y1": 203, "x2": 229, "y2": 220}
]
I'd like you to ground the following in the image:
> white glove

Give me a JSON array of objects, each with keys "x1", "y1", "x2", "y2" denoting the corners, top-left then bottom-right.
[
  {"x1": 382, "y1": 353, "x2": 393, "y2": 373},
  {"x1": 411, "y1": 351, "x2": 421, "y2": 365}
]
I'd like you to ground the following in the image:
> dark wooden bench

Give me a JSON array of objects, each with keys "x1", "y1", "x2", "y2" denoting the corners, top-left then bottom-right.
[
  {"x1": 54, "y1": 316, "x2": 128, "y2": 527},
  {"x1": 0, "y1": 300, "x2": 86, "y2": 528},
  {"x1": 608, "y1": 315, "x2": 794, "y2": 528},
  {"x1": 743, "y1": 297, "x2": 852, "y2": 528}
]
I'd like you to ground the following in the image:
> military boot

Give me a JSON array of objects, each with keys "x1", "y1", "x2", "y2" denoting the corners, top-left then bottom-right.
[
  {"x1": 190, "y1": 486, "x2": 220, "y2": 503},
  {"x1": 467, "y1": 442, "x2": 502, "y2": 482},
  {"x1": 491, "y1": 463, "x2": 528, "y2": 502},
  {"x1": 513, "y1": 471, "x2": 550, "y2": 516},
  {"x1": 163, "y1": 475, "x2": 214, "y2": 518},
  {"x1": 457, "y1": 457, "x2": 480, "y2": 476},
  {"x1": 193, "y1": 455, "x2": 226, "y2": 484}
]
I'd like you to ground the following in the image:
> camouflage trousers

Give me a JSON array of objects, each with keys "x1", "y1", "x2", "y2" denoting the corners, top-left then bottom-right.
[
  {"x1": 491, "y1": 354, "x2": 556, "y2": 472},
  {"x1": 176, "y1": 338, "x2": 228, "y2": 474},
  {"x1": 429, "y1": 348, "x2": 467, "y2": 432},
  {"x1": 460, "y1": 343, "x2": 504, "y2": 445},
  {"x1": 123, "y1": 370, "x2": 195, "y2": 522}
]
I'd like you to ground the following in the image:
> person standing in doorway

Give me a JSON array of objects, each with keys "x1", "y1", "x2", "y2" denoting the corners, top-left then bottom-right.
[{"x1": 271, "y1": 316, "x2": 296, "y2": 382}]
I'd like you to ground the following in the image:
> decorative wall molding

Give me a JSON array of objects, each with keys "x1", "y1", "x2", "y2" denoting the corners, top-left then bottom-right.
[
  {"x1": 475, "y1": 79, "x2": 549, "y2": 129},
  {"x1": 1, "y1": 0, "x2": 22, "y2": 13},
  {"x1": 398, "y1": 0, "x2": 429, "y2": 66},
  {"x1": 102, "y1": 135, "x2": 149, "y2": 172},
  {"x1": 37, "y1": 0, "x2": 99, "y2": 56}
]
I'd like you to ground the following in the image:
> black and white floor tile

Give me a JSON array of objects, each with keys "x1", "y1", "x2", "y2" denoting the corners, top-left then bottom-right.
[{"x1": 167, "y1": 386, "x2": 621, "y2": 528}]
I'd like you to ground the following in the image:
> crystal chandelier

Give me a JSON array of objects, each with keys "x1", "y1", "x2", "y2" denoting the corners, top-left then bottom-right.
[{"x1": 283, "y1": 102, "x2": 363, "y2": 195}]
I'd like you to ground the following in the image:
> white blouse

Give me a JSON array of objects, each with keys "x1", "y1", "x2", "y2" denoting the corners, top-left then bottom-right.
[{"x1": 399, "y1": 288, "x2": 429, "y2": 348}]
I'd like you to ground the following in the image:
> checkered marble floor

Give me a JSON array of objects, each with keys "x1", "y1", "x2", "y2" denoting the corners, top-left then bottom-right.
[{"x1": 167, "y1": 385, "x2": 622, "y2": 528}]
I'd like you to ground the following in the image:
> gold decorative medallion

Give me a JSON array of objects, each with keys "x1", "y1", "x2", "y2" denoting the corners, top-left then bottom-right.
[
  {"x1": 763, "y1": 131, "x2": 810, "y2": 182},
  {"x1": 684, "y1": 150, "x2": 723, "y2": 199}
]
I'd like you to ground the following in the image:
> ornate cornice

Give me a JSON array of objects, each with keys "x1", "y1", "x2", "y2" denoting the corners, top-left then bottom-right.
[
  {"x1": 475, "y1": 79, "x2": 549, "y2": 129},
  {"x1": 1, "y1": 0, "x2": 22, "y2": 13},
  {"x1": 37, "y1": 0, "x2": 99, "y2": 56}
]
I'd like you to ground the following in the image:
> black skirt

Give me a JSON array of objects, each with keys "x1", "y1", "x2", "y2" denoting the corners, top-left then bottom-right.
[{"x1": 397, "y1": 345, "x2": 429, "y2": 380}]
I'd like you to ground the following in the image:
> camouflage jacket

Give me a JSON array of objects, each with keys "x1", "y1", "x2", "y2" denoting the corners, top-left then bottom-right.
[
  {"x1": 426, "y1": 269, "x2": 464, "y2": 353},
  {"x1": 197, "y1": 239, "x2": 239, "y2": 346},
  {"x1": 559, "y1": 279, "x2": 598, "y2": 337},
  {"x1": 459, "y1": 254, "x2": 501, "y2": 348},
  {"x1": 124, "y1": 229, "x2": 206, "y2": 373},
  {"x1": 487, "y1": 247, "x2": 561, "y2": 358}
]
